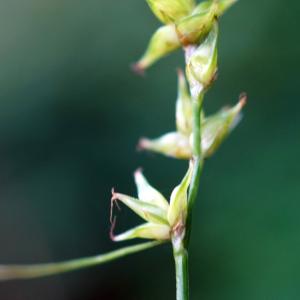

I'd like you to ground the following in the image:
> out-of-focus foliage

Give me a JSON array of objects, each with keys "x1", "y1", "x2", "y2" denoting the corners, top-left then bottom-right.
[{"x1": 0, "y1": 0, "x2": 299, "y2": 299}]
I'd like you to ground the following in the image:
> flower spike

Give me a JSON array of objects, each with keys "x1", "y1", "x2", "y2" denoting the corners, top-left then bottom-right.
[
  {"x1": 135, "y1": 0, "x2": 238, "y2": 72},
  {"x1": 139, "y1": 94, "x2": 246, "y2": 160},
  {"x1": 111, "y1": 165, "x2": 193, "y2": 242}
]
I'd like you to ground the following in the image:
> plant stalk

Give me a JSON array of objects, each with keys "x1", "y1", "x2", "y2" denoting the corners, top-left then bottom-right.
[
  {"x1": 185, "y1": 97, "x2": 204, "y2": 247},
  {"x1": 172, "y1": 236, "x2": 189, "y2": 300},
  {"x1": 0, "y1": 241, "x2": 163, "y2": 281},
  {"x1": 174, "y1": 95, "x2": 204, "y2": 300}
]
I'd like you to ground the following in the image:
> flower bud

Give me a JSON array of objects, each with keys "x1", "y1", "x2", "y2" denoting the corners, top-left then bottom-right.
[
  {"x1": 201, "y1": 95, "x2": 247, "y2": 157},
  {"x1": 133, "y1": 24, "x2": 181, "y2": 73},
  {"x1": 186, "y1": 22, "x2": 218, "y2": 99},
  {"x1": 112, "y1": 223, "x2": 170, "y2": 241},
  {"x1": 139, "y1": 94, "x2": 246, "y2": 160},
  {"x1": 139, "y1": 132, "x2": 192, "y2": 159},
  {"x1": 167, "y1": 162, "x2": 193, "y2": 227},
  {"x1": 176, "y1": 69, "x2": 193, "y2": 135},
  {"x1": 176, "y1": 0, "x2": 238, "y2": 45},
  {"x1": 146, "y1": 0, "x2": 196, "y2": 24},
  {"x1": 175, "y1": 1, "x2": 218, "y2": 46}
]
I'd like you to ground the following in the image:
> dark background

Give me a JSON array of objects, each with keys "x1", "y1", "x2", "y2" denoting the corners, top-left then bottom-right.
[{"x1": 0, "y1": 0, "x2": 299, "y2": 299}]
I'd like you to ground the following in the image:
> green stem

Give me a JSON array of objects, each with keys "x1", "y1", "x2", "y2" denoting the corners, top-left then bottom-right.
[
  {"x1": 184, "y1": 157, "x2": 204, "y2": 247},
  {"x1": 175, "y1": 95, "x2": 204, "y2": 299},
  {"x1": 172, "y1": 236, "x2": 189, "y2": 300},
  {"x1": 184, "y1": 97, "x2": 204, "y2": 248},
  {"x1": 0, "y1": 241, "x2": 163, "y2": 281},
  {"x1": 192, "y1": 98, "x2": 203, "y2": 157}
]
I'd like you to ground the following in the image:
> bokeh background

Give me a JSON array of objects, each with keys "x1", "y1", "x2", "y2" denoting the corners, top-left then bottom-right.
[{"x1": 0, "y1": 0, "x2": 299, "y2": 299}]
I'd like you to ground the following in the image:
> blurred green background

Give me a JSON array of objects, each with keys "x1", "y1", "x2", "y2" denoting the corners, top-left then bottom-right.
[{"x1": 0, "y1": 0, "x2": 299, "y2": 299}]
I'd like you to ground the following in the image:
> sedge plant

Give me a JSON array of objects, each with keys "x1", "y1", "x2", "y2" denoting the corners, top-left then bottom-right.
[{"x1": 0, "y1": 1, "x2": 246, "y2": 299}]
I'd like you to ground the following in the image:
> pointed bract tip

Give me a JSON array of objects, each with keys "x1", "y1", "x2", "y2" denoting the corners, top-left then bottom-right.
[
  {"x1": 134, "y1": 167, "x2": 143, "y2": 177},
  {"x1": 134, "y1": 168, "x2": 144, "y2": 182},
  {"x1": 177, "y1": 68, "x2": 184, "y2": 78},
  {"x1": 137, "y1": 138, "x2": 151, "y2": 151},
  {"x1": 131, "y1": 63, "x2": 145, "y2": 76},
  {"x1": 177, "y1": 68, "x2": 187, "y2": 88},
  {"x1": 239, "y1": 92, "x2": 247, "y2": 108}
]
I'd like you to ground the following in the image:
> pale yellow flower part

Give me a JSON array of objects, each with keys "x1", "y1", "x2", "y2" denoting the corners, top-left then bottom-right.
[{"x1": 111, "y1": 164, "x2": 194, "y2": 242}]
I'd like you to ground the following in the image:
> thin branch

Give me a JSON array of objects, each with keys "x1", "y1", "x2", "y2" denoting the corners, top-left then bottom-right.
[{"x1": 0, "y1": 241, "x2": 163, "y2": 281}]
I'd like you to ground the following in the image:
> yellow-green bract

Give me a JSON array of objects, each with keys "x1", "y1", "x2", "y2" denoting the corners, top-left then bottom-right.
[
  {"x1": 134, "y1": 0, "x2": 238, "y2": 72},
  {"x1": 110, "y1": 164, "x2": 193, "y2": 241},
  {"x1": 139, "y1": 71, "x2": 246, "y2": 159},
  {"x1": 186, "y1": 21, "x2": 219, "y2": 99}
]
